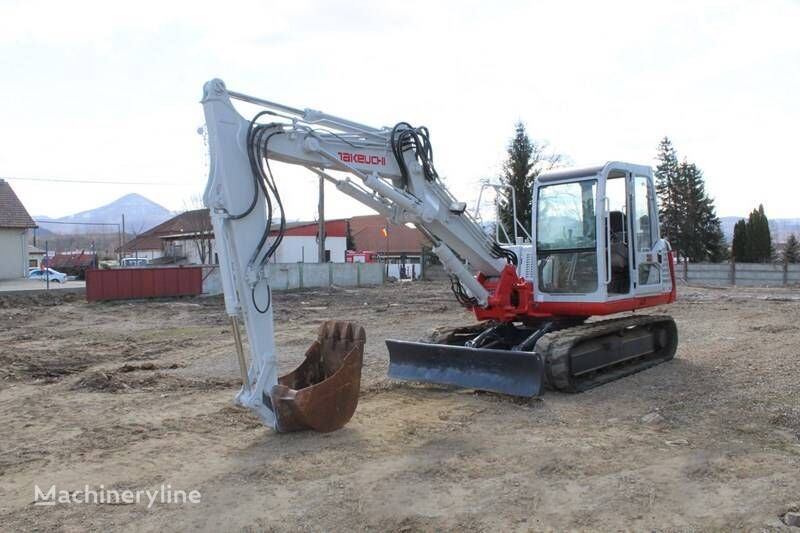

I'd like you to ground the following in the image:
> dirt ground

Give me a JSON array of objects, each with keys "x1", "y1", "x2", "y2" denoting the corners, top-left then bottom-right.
[{"x1": 0, "y1": 282, "x2": 798, "y2": 531}]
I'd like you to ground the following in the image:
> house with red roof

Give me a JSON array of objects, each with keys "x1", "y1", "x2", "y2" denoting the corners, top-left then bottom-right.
[
  {"x1": 117, "y1": 209, "x2": 209, "y2": 261},
  {"x1": 0, "y1": 179, "x2": 37, "y2": 279},
  {"x1": 123, "y1": 209, "x2": 349, "y2": 264},
  {"x1": 348, "y1": 214, "x2": 427, "y2": 259},
  {"x1": 264, "y1": 219, "x2": 348, "y2": 263}
]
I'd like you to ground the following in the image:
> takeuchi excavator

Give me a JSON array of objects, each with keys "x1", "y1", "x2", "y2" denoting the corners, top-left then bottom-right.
[{"x1": 201, "y1": 79, "x2": 678, "y2": 432}]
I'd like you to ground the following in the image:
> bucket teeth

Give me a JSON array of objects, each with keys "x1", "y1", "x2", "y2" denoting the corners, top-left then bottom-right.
[{"x1": 320, "y1": 321, "x2": 338, "y2": 340}]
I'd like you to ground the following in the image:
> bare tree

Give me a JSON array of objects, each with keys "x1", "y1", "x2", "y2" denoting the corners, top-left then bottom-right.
[
  {"x1": 125, "y1": 220, "x2": 148, "y2": 259},
  {"x1": 182, "y1": 194, "x2": 214, "y2": 264}
]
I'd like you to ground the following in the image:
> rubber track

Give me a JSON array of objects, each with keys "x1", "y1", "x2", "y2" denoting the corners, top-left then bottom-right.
[{"x1": 535, "y1": 314, "x2": 677, "y2": 393}]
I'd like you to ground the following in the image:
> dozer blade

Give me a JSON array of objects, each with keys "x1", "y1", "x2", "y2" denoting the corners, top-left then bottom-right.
[
  {"x1": 386, "y1": 339, "x2": 544, "y2": 397},
  {"x1": 269, "y1": 321, "x2": 366, "y2": 433}
]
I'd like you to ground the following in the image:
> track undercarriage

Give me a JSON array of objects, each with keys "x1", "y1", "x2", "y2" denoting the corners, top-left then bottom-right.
[{"x1": 386, "y1": 314, "x2": 678, "y2": 396}]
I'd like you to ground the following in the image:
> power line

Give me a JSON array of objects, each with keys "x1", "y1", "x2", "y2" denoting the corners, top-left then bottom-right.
[
  {"x1": 2, "y1": 176, "x2": 194, "y2": 186},
  {"x1": 35, "y1": 220, "x2": 121, "y2": 227}
]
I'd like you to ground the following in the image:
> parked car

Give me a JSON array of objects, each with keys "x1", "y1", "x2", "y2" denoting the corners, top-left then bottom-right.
[
  {"x1": 120, "y1": 257, "x2": 149, "y2": 267},
  {"x1": 28, "y1": 268, "x2": 68, "y2": 284}
]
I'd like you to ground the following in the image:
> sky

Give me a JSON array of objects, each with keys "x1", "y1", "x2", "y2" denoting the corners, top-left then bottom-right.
[{"x1": 1, "y1": 0, "x2": 798, "y2": 223}]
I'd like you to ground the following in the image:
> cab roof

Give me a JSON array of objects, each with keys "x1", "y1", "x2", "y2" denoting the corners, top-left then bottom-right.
[
  {"x1": 537, "y1": 162, "x2": 652, "y2": 184},
  {"x1": 537, "y1": 165, "x2": 605, "y2": 184}
]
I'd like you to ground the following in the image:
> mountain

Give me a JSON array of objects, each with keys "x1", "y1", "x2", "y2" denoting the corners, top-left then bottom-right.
[
  {"x1": 35, "y1": 194, "x2": 173, "y2": 235},
  {"x1": 720, "y1": 216, "x2": 800, "y2": 244}
]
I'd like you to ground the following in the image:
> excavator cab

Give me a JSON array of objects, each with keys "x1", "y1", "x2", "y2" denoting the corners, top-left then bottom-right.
[{"x1": 533, "y1": 162, "x2": 671, "y2": 304}]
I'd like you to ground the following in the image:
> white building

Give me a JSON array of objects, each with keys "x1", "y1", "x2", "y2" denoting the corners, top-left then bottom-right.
[
  {"x1": 28, "y1": 245, "x2": 46, "y2": 269},
  {"x1": 0, "y1": 179, "x2": 37, "y2": 280},
  {"x1": 266, "y1": 220, "x2": 348, "y2": 263}
]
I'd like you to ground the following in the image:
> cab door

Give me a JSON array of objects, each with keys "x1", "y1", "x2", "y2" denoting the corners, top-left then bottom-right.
[{"x1": 629, "y1": 174, "x2": 663, "y2": 294}]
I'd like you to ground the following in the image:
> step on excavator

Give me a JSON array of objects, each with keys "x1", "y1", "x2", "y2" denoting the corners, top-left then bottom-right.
[{"x1": 201, "y1": 79, "x2": 678, "y2": 432}]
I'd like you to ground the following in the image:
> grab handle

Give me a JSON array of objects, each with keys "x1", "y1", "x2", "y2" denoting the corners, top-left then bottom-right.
[{"x1": 604, "y1": 197, "x2": 612, "y2": 285}]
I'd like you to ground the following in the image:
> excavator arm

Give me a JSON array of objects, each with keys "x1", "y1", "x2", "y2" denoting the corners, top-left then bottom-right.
[{"x1": 201, "y1": 79, "x2": 528, "y2": 431}]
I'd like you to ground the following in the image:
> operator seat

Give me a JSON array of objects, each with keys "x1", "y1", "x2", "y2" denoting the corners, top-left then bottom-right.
[{"x1": 608, "y1": 211, "x2": 630, "y2": 293}]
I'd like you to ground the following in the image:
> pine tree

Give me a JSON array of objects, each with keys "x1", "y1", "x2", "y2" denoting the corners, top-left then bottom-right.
[
  {"x1": 654, "y1": 137, "x2": 685, "y2": 257},
  {"x1": 783, "y1": 234, "x2": 800, "y2": 264},
  {"x1": 756, "y1": 204, "x2": 774, "y2": 261},
  {"x1": 655, "y1": 139, "x2": 727, "y2": 262},
  {"x1": 732, "y1": 219, "x2": 747, "y2": 261},
  {"x1": 745, "y1": 204, "x2": 773, "y2": 262},
  {"x1": 707, "y1": 223, "x2": 730, "y2": 263},
  {"x1": 678, "y1": 160, "x2": 700, "y2": 261},
  {"x1": 745, "y1": 209, "x2": 757, "y2": 262},
  {"x1": 678, "y1": 161, "x2": 726, "y2": 262},
  {"x1": 497, "y1": 122, "x2": 561, "y2": 240}
]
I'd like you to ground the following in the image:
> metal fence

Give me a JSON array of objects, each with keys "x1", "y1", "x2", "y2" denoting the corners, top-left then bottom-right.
[
  {"x1": 86, "y1": 266, "x2": 203, "y2": 301},
  {"x1": 682, "y1": 262, "x2": 800, "y2": 287}
]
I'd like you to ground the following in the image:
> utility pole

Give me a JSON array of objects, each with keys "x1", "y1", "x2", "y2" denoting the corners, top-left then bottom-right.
[
  {"x1": 45, "y1": 240, "x2": 50, "y2": 290},
  {"x1": 318, "y1": 175, "x2": 326, "y2": 263},
  {"x1": 385, "y1": 224, "x2": 390, "y2": 278},
  {"x1": 121, "y1": 214, "x2": 126, "y2": 263}
]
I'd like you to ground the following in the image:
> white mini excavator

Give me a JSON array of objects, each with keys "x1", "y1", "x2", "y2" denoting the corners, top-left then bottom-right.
[{"x1": 201, "y1": 79, "x2": 678, "y2": 432}]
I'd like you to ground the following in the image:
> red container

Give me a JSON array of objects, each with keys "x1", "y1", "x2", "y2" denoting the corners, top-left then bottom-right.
[{"x1": 86, "y1": 267, "x2": 203, "y2": 302}]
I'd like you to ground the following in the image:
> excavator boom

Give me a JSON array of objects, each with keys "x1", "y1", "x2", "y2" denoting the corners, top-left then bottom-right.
[{"x1": 201, "y1": 79, "x2": 541, "y2": 430}]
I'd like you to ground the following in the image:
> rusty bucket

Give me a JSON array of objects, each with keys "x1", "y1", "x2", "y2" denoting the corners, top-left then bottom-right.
[{"x1": 269, "y1": 321, "x2": 366, "y2": 433}]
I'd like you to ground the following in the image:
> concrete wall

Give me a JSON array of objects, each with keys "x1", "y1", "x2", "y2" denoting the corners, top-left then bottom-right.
[
  {"x1": 0, "y1": 228, "x2": 27, "y2": 280},
  {"x1": 202, "y1": 262, "x2": 384, "y2": 295},
  {"x1": 683, "y1": 262, "x2": 800, "y2": 287},
  {"x1": 387, "y1": 262, "x2": 421, "y2": 280},
  {"x1": 174, "y1": 236, "x2": 348, "y2": 266},
  {"x1": 423, "y1": 264, "x2": 450, "y2": 281},
  {"x1": 201, "y1": 266, "x2": 223, "y2": 295}
]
